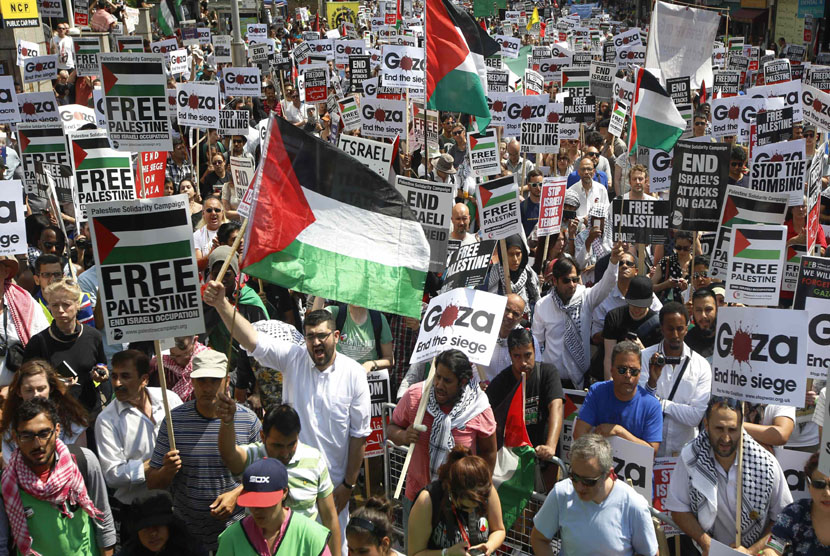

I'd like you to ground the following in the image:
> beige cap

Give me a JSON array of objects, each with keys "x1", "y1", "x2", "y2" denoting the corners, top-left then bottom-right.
[{"x1": 190, "y1": 349, "x2": 228, "y2": 379}]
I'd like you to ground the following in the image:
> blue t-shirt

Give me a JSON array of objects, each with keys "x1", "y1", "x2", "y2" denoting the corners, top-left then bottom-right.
[{"x1": 577, "y1": 381, "x2": 663, "y2": 443}]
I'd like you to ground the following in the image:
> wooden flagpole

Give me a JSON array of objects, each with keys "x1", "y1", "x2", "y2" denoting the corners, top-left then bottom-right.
[
  {"x1": 394, "y1": 357, "x2": 437, "y2": 499},
  {"x1": 154, "y1": 340, "x2": 177, "y2": 451}
]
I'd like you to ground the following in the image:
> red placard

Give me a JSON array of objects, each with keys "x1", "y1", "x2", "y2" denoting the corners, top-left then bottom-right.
[{"x1": 137, "y1": 151, "x2": 167, "y2": 198}]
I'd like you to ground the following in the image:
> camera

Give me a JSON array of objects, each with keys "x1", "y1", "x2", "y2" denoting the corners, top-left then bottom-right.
[{"x1": 652, "y1": 353, "x2": 665, "y2": 367}]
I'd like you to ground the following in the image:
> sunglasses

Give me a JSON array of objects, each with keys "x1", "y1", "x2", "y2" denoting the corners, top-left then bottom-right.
[
  {"x1": 804, "y1": 133, "x2": 815, "y2": 138},
  {"x1": 808, "y1": 477, "x2": 830, "y2": 491},
  {"x1": 529, "y1": 182, "x2": 541, "y2": 188},
  {"x1": 620, "y1": 260, "x2": 636, "y2": 267},
  {"x1": 730, "y1": 161, "x2": 743, "y2": 167},
  {"x1": 452, "y1": 130, "x2": 464, "y2": 136},
  {"x1": 205, "y1": 208, "x2": 222, "y2": 214},
  {"x1": 675, "y1": 244, "x2": 692, "y2": 252},
  {"x1": 616, "y1": 366, "x2": 641, "y2": 376},
  {"x1": 42, "y1": 241, "x2": 59, "y2": 249},
  {"x1": 694, "y1": 272, "x2": 709, "y2": 279},
  {"x1": 213, "y1": 160, "x2": 224, "y2": 164},
  {"x1": 569, "y1": 471, "x2": 603, "y2": 487},
  {"x1": 694, "y1": 122, "x2": 707, "y2": 127},
  {"x1": 585, "y1": 152, "x2": 600, "y2": 157},
  {"x1": 558, "y1": 276, "x2": 579, "y2": 284}
]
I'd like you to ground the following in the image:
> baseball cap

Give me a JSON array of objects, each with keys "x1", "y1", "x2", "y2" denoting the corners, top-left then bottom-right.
[
  {"x1": 711, "y1": 284, "x2": 726, "y2": 298},
  {"x1": 208, "y1": 245, "x2": 239, "y2": 277},
  {"x1": 237, "y1": 458, "x2": 289, "y2": 508},
  {"x1": 190, "y1": 349, "x2": 228, "y2": 379},
  {"x1": 625, "y1": 276, "x2": 654, "y2": 308}
]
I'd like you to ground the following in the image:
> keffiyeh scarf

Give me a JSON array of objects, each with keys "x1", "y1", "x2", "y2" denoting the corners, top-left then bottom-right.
[
  {"x1": 1, "y1": 439, "x2": 101, "y2": 555},
  {"x1": 426, "y1": 381, "x2": 490, "y2": 479},
  {"x1": 685, "y1": 429, "x2": 775, "y2": 548},
  {"x1": 551, "y1": 288, "x2": 589, "y2": 374},
  {"x1": 160, "y1": 341, "x2": 208, "y2": 401},
  {"x1": 4, "y1": 279, "x2": 38, "y2": 345}
]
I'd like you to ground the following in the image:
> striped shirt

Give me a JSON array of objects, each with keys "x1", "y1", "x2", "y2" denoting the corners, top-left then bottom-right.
[
  {"x1": 242, "y1": 441, "x2": 334, "y2": 520},
  {"x1": 150, "y1": 401, "x2": 261, "y2": 551}
]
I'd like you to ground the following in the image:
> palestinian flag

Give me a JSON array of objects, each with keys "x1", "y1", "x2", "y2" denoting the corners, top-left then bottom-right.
[
  {"x1": 241, "y1": 117, "x2": 429, "y2": 318},
  {"x1": 157, "y1": 0, "x2": 183, "y2": 37},
  {"x1": 562, "y1": 68, "x2": 590, "y2": 90},
  {"x1": 426, "y1": 0, "x2": 500, "y2": 129},
  {"x1": 17, "y1": 125, "x2": 66, "y2": 156},
  {"x1": 720, "y1": 190, "x2": 788, "y2": 228},
  {"x1": 468, "y1": 128, "x2": 496, "y2": 151},
  {"x1": 478, "y1": 177, "x2": 518, "y2": 210},
  {"x1": 101, "y1": 58, "x2": 166, "y2": 98},
  {"x1": 74, "y1": 37, "x2": 101, "y2": 56},
  {"x1": 492, "y1": 380, "x2": 536, "y2": 531},
  {"x1": 70, "y1": 130, "x2": 131, "y2": 171},
  {"x1": 628, "y1": 67, "x2": 686, "y2": 153},
  {"x1": 70, "y1": 129, "x2": 135, "y2": 213},
  {"x1": 92, "y1": 207, "x2": 193, "y2": 267},
  {"x1": 732, "y1": 226, "x2": 785, "y2": 260}
]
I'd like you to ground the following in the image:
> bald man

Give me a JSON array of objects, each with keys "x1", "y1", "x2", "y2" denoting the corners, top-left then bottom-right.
[
  {"x1": 504, "y1": 139, "x2": 535, "y2": 183},
  {"x1": 450, "y1": 203, "x2": 478, "y2": 245},
  {"x1": 477, "y1": 293, "x2": 540, "y2": 381}
]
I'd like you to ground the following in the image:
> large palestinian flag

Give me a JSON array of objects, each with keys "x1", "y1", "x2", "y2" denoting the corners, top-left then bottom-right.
[
  {"x1": 426, "y1": 0, "x2": 499, "y2": 129},
  {"x1": 628, "y1": 67, "x2": 686, "y2": 153},
  {"x1": 157, "y1": 0, "x2": 183, "y2": 37},
  {"x1": 241, "y1": 117, "x2": 430, "y2": 318},
  {"x1": 492, "y1": 380, "x2": 536, "y2": 531},
  {"x1": 732, "y1": 226, "x2": 785, "y2": 260},
  {"x1": 720, "y1": 191, "x2": 789, "y2": 228}
]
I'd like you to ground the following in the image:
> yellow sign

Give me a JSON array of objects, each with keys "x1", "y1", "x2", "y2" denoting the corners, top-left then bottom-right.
[
  {"x1": 0, "y1": 0, "x2": 39, "y2": 28},
  {"x1": 327, "y1": 1, "x2": 360, "y2": 29}
]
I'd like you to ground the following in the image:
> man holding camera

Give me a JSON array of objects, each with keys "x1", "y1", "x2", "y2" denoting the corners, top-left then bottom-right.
[{"x1": 639, "y1": 302, "x2": 712, "y2": 457}]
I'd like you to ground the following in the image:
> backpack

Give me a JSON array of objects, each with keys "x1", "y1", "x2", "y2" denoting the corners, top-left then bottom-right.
[{"x1": 333, "y1": 302, "x2": 384, "y2": 360}]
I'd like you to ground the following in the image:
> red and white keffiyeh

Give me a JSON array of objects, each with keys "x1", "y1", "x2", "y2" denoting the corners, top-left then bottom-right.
[{"x1": 1, "y1": 439, "x2": 101, "y2": 555}]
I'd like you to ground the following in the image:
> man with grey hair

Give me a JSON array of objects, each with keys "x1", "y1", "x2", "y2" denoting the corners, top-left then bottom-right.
[
  {"x1": 504, "y1": 139, "x2": 535, "y2": 183},
  {"x1": 530, "y1": 433, "x2": 659, "y2": 556},
  {"x1": 572, "y1": 341, "x2": 663, "y2": 453}
]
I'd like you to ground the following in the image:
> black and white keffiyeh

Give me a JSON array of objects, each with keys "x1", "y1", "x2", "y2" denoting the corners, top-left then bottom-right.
[
  {"x1": 426, "y1": 381, "x2": 490, "y2": 479},
  {"x1": 685, "y1": 429, "x2": 775, "y2": 548},
  {"x1": 551, "y1": 289, "x2": 589, "y2": 372}
]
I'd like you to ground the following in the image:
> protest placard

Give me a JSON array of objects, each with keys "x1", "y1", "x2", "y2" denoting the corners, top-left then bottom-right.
[
  {"x1": 218, "y1": 110, "x2": 250, "y2": 136},
  {"x1": 468, "y1": 128, "x2": 500, "y2": 178},
  {"x1": 0, "y1": 76, "x2": 19, "y2": 124},
  {"x1": 334, "y1": 39, "x2": 364, "y2": 66},
  {"x1": 73, "y1": 36, "x2": 102, "y2": 77},
  {"x1": 652, "y1": 458, "x2": 681, "y2": 536},
  {"x1": 222, "y1": 67, "x2": 261, "y2": 97},
  {"x1": 302, "y1": 65, "x2": 329, "y2": 103},
  {"x1": 755, "y1": 107, "x2": 793, "y2": 147},
  {"x1": 69, "y1": 129, "x2": 136, "y2": 220},
  {"x1": 487, "y1": 68, "x2": 509, "y2": 93},
  {"x1": 563, "y1": 95, "x2": 596, "y2": 124},
  {"x1": 337, "y1": 96, "x2": 361, "y2": 132},
  {"x1": 801, "y1": 84, "x2": 830, "y2": 131},
  {"x1": 229, "y1": 155, "x2": 255, "y2": 205},
  {"x1": 709, "y1": 186, "x2": 789, "y2": 279},
  {"x1": 495, "y1": 35, "x2": 520, "y2": 58},
  {"x1": 168, "y1": 48, "x2": 188, "y2": 75},
  {"x1": 669, "y1": 141, "x2": 730, "y2": 231},
  {"x1": 607, "y1": 437, "x2": 653, "y2": 501},
  {"x1": 0, "y1": 181, "x2": 26, "y2": 256},
  {"x1": 17, "y1": 92, "x2": 59, "y2": 124},
  {"x1": 338, "y1": 134, "x2": 394, "y2": 178},
  {"x1": 777, "y1": 448, "x2": 813, "y2": 501},
  {"x1": 524, "y1": 68, "x2": 544, "y2": 95},
  {"x1": 89, "y1": 195, "x2": 205, "y2": 344},
  {"x1": 441, "y1": 240, "x2": 497, "y2": 293},
  {"x1": 395, "y1": 176, "x2": 453, "y2": 273},
  {"x1": 359, "y1": 97, "x2": 405, "y2": 139},
  {"x1": 349, "y1": 56, "x2": 371, "y2": 92},
  {"x1": 749, "y1": 158, "x2": 808, "y2": 205},
  {"x1": 712, "y1": 306, "x2": 807, "y2": 407},
  {"x1": 99, "y1": 53, "x2": 172, "y2": 152},
  {"x1": 666, "y1": 76, "x2": 691, "y2": 105},
  {"x1": 713, "y1": 69, "x2": 740, "y2": 97},
  {"x1": 213, "y1": 35, "x2": 232, "y2": 63},
  {"x1": 137, "y1": 152, "x2": 166, "y2": 198},
  {"x1": 502, "y1": 94, "x2": 547, "y2": 136},
  {"x1": 763, "y1": 58, "x2": 791, "y2": 85},
  {"x1": 17, "y1": 122, "x2": 69, "y2": 192},
  {"x1": 562, "y1": 67, "x2": 591, "y2": 97},
  {"x1": 520, "y1": 121, "x2": 559, "y2": 153},
  {"x1": 536, "y1": 177, "x2": 567, "y2": 237},
  {"x1": 476, "y1": 176, "x2": 522, "y2": 241},
  {"x1": 711, "y1": 96, "x2": 764, "y2": 141},
  {"x1": 410, "y1": 288, "x2": 507, "y2": 365},
  {"x1": 821, "y1": 367, "x2": 830, "y2": 475},
  {"x1": 115, "y1": 36, "x2": 144, "y2": 53},
  {"x1": 175, "y1": 82, "x2": 219, "y2": 129},
  {"x1": 608, "y1": 98, "x2": 628, "y2": 138},
  {"x1": 365, "y1": 369, "x2": 391, "y2": 457},
  {"x1": 589, "y1": 61, "x2": 615, "y2": 100},
  {"x1": 794, "y1": 256, "x2": 830, "y2": 380},
  {"x1": 23, "y1": 55, "x2": 57, "y2": 84},
  {"x1": 725, "y1": 224, "x2": 786, "y2": 306},
  {"x1": 746, "y1": 80, "x2": 803, "y2": 123},
  {"x1": 380, "y1": 45, "x2": 424, "y2": 91},
  {"x1": 612, "y1": 198, "x2": 671, "y2": 244}
]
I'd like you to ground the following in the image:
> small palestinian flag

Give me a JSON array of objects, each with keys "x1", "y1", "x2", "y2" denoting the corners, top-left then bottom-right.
[
  {"x1": 732, "y1": 225, "x2": 785, "y2": 260},
  {"x1": 492, "y1": 380, "x2": 536, "y2": 531},
  {"x1": 93, "y1": 207, "x2": 194, "y2": 267},
  {"x1": 562, "y1": 68, "x2": 590, "y2": 91},
  {"x1": 468, "y1": 128, "x2": 496, "y2": 151},
  {"x1": 478, "y1": 177, "x2": 518, "y2": 209},
  {"x1": 101, "y1": 56, "x2": 166, "y2": 97},
  {"x1": 69, "y1": 129, "x2": 135, "y2": 216},
  {"x1": 720, "y1": 189, "x2": 789, "y2": 228},
  {"x1": 241, "y1": 117, "x2": 430, "y2": 318}
]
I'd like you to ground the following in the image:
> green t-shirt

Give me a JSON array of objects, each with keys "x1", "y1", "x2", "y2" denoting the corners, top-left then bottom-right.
[
  {"x1": 326, "y1": 305, "x2": 392, "y2": 363},
  {"x1": 18, "y1": 489, "x2": 98, "y2": 556}
]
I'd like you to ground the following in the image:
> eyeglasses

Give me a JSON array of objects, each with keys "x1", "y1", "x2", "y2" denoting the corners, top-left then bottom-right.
[
  {"x1": 675, "y1": 244, "x2": 692, "y2": 252},
  {"x1": 42, "y1": 241, "x2": 59, "y2": 249},
  {"x1": 620, "y1": 260, "x2": 636, "y2": 267},
  {"x1": 17, "y1": 428, "x2": 55, "y2": 444},
  {"x1": 205, "y1": 208, "x2": 222, "y2": 214},
  {"x1": 694, "y1": 121, "x2": 707, "y2": 127},
  {"x1": 37, "y1": 272, "x2": 63, "y2": 279},
  {"x1": 730, "y1": 161, "x2": 743, "y2": 167},
  {"x1": 213, "y1": 160, "x2": 224, "y2": 165},
  {"x1": 585, "y1": 152, "x2": 600, "y2": 157},
  {"x1": 529, "y1": 182, "x2": 542, "y2": 188},
  {"x1": 694, "y1": 272, "x2": 709, "y2": 279},
  {"x1": 616, "y1": 366, "x2": 641, "y2": 376},
  {"x1": 305, "y1": 331, "x2": 333, "y2": 343},
  {"x1": 569, "y1": 471, "x2": 603, "y2": 487},
  {"x1": 808, "y1": 477, "x2": 830, "y2": 491}
]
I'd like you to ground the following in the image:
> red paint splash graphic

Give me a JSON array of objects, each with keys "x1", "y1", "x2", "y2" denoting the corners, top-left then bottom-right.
[
  {"x1": 731, "y1": 324, "x2": 753, "y2": 370},
  {"x1": 439, "y1": 304, "x2": 459, "y2": 328}
]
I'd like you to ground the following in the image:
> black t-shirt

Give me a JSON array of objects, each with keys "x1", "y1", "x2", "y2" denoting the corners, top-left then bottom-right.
[
  {"x1": 685, "y1": 325, "x2": 715, "y2": 359},
  {"x1": 486, "y1": 363, "x2": 564, "y2": 447},
  {"x1": 200, "y1": 171, "x2": 230, "y2": 201},
  {"x1": 602, "y1": 305, "x2": 662, "y2": 347}
]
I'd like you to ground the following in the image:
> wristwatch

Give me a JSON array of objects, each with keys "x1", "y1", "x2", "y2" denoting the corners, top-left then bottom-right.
[{"x1": 342, "y1": 479, "x2": 355, "y2": 490}]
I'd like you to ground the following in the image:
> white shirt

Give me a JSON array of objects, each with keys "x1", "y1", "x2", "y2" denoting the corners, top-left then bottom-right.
[
  {"x1": 665, "y1": 443, "x2": 792, "y2": 546},
  {"x1": 193, "y1": 226, "x2": 218, "y2": 256},
  {"x1": 249, "y1": 335, "x2": 372, "y2": 484},
  {"x1": 532, "y1": 261, "x2": 619, "y2": 387},
  {"x1": 813, "y1": 387, "x2": 826, "y2": 428},
  {"x1": 591, "y1": 284, "x2": 662, "y2": 335},
  {"x1": 51, "y1": 35, "x2": 75, "y2": 70},
  {"x1": 569, "y1": 181, "x2": 609, "y2": 220},
  {"x1": 282, "y1": 100, "x2": 309, "y2": 125},
  {"x1": 639, "y1": 342, "x2": 712, "y2": 456},
  {"x1": 94, "y1": 387, "x2": 183, "y2": 504}
]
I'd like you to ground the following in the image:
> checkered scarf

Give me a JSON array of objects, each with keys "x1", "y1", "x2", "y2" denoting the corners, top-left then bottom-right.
[
  {"x1": 159, "y1": 341, "x2": 208, "y2": 402},
  {"x1": 685, "y1": 429, "x2": 775, "y2": 548},
  {"x1": 426, "y1": 381, "x2": 490, "y2": 479},
  {"x1": 1, "y1": 439, "x2": 101, "y2": 555},
  {"x1": 551, "y1": 288, "x2": 589, "y2": 375}
]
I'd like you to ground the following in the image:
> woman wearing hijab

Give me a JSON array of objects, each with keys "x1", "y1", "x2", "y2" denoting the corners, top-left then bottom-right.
[{"x1": 486, "y1": 234, "x2": 541, "y2": 316}]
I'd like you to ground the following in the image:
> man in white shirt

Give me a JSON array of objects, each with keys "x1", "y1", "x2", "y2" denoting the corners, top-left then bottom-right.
[
  {"x1": 533, "y1": 243, "x2": 624, "y2": 388},
  {"x1": 202, "y1": 281, "x2": 371, "y2": 556},
  {"x1": 569, "y1": 157, "x2": 609, "y2": 221},
  {"x1": 95, "y1": 349, "x2": 183, "y2": 504},
  {"x1": 591, "y1": 250, "x2": 662, "y2": 338},
  {"x1": 639, "y1": 302, "x2": 711, "y2": 457},
  {"x1": 281, "y1": 85, "x2": 308, "y2": 126},
  {"x1": 50, "y1": 22, "x2": 75, "y2": 72}
]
